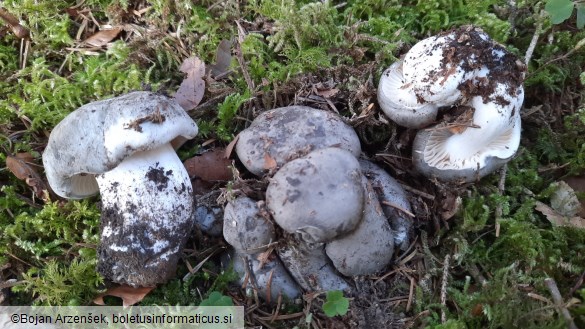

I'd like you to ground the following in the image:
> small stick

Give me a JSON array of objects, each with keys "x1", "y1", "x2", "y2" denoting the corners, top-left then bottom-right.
[
  {"x1": 468, "y1": 263, "x2": 487, "y2": 286},
  {"x1": 381, "y1": 200, "x2": 416, "y2": 217},
  {"x1": 440, "y1": 254, "x2": 451, "y2": 323},
  {"x1": 525, "y1": 9, "x2": 545, "y2": 65},
  {"x1": 544, "y1": 278, "x2": 578, "y2": 329},
  {"x1": 399, "y1": 182, "x2": 435, "y2": 200},
  {"x1": 495, "y1": 164, "x2": 507, "y2": 237},
  {"x1": 406, "y1": 276, "x2": 415, "y2": 312}
]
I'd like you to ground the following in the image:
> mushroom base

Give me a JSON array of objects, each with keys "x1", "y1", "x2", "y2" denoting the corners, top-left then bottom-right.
[{"x1": 96, "y1": 144, "x2": 195, "y2": 287}]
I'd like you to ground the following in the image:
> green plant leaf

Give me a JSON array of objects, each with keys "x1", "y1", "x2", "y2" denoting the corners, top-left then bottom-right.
[
  {"x1": 322, "y1": 290, "x2": 349, "y2": 317},
  {"x1": 545, "y1": 0, "x2": 575, "y2": 24},
  {"x1": 577, "y1": 4, "x2": 585, "y2": 29},
  {"x1": 199, "y1": 291, "x2": 234, "y2": 306}
]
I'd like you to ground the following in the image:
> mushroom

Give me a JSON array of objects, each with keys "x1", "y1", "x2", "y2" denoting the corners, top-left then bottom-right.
[
  {"x1": 325, "y1": 176, "x2": 395, "y2": 276},
  {"x1": 223, "y1": 197, "x2": 276, "y2": 254},
  {"x1": 377, "y1": 26, "x2": 525, "y2": 182},
  {"x1": 412, "y1": 85, "x2": 522, "y2": 182},
  {"x1": 223, "y1": 249, "x2": 301, "y2": 303},
  {"x1": 377, "y1": 61, "x2": 439, "y2": 129},
  {"x1": 359, "y1": 159, "x2": 413, "y2": 251},
  {"x1": 265, "y1": 147, "x2": 365, "y2": 243},
  {"x1": 42, "y1": 91, "x2": 198, "y2": 287},
  {"x1": 235, "y1": 106, "x2": 361, "y2": 176},
  {"x1": 277, "y1": 236, "x2": 350, "y2": 292}
]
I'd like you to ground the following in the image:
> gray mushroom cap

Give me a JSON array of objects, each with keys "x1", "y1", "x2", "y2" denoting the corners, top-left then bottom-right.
[
  {"x1": 235, "y1": 106, "x2": 361, "y2": 176},
  {"x1": 223, "y1": 197, "x2": 276, "y2": 254},
  {"x1": 42, "y1": 91, "x2": 198, "y2": 199},
  {"x1": 359, "y1": 159, "x2": 413, "y2": 251},
  {"x1": 266, "y1": 147, "x2": 365, "y2": 243},
  {"x1": 223, "y1": 249, "x2": 301, "y2": 302},
  {"x1": 277, "y1": 236, "x2": 350, "y2": 292},
  {"x1": 325, "y1": 176, "x2": 395, "y2": 276}
]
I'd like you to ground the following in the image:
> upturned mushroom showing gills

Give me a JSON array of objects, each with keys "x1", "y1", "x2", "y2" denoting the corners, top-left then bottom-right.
[
  {"x1": 377, "y1": 26, "x2": 525, "y2": 182},
  {"x1": 42, "y1": 91, "x2": 199, "y2": 287}
]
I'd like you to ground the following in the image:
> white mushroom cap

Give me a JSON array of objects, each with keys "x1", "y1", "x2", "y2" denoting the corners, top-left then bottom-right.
[
  {"x1": 412, "y1": 84, "x2": 523, "y2": 182},
  {"x1": 402, "y1": 34, "x2": 467, "y2": 105},
  {"x1": 42, "y1": 91, "x2": 198, "y2": 199},
  {"x1": 377, "y1": 61, "x2": 439, "y2": 128}
]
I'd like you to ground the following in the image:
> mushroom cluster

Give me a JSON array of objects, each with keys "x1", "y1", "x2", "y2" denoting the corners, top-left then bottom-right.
[
  {"x1": 378, "y1": 26, "x2": 525, "y2": 182},
  {"x1": 43, "y1": 91, "x2": 198, "y2": 287},
  {"x1": 223, "y1": 106, "x2": 413, "y2": 300}
]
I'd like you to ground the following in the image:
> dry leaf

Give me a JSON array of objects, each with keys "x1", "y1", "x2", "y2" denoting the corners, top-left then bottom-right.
[
  {"x1": 183, "y1": 149, "x2": 232, "y2": 181},
  {"x1": 93, "y1": 285, "x2": 154, "y2": 307},
  {"x1": 209, "y1": 40, "x2": 232, "y2": 77},
  {"x1": 6, "y1": 154, "x2": 47, "y2": 200},
  {"x1": 263, "y1": 153, "x2": 277, "y2": 171},
  {"x1": 175, "y1": 56, "x2": 206, "y2": 111},
  {"x1": 535, "y1": 201, "x2": 585, "y2": 229},
  {"x1": 225, "y1": 134, "x2": 239, "y2": 159},
  {"x1": 315, "y1": 88, "x2": 339, "y2": 99},
  {"x1": 83, "y1": 27, "x2": 122, "y2": 47}
]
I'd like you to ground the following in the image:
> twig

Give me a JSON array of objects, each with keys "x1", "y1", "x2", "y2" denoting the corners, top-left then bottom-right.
[
  {"x1": 0, "y1": 7, "x2": 30, "y2": 39},
  {"x1": 406, "y1": 276, "x2": 415, "y2": 312},
  {"x1": 468, "y1": 263, "x2": 487, "y2": 286},
  {"x1": 398, "y1": 182, "x2": 435, "y2": 200},
  {"x1": 525, "y1": 9, "x2": 545, "y2": 65},
  {"x1": 440, "y1": 254, "x2": 451, "y2": 324},
  {"x1": 544, "y1": 278, "x2": 578, "y2": 329},
  {"x1": 494, "y1": 164, "x2": 507, "y2": 237},
  {"x1": 381, "y1": 200, "x2": 416, "y2": 217}
]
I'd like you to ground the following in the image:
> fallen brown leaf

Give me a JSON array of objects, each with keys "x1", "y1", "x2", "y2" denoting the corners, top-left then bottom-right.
[
  {"x1": 535, "y1": 201, "x2": 585, "y2": 229},
  {"x1": 83, "y1": 27, "x2": 122, "y2": 47},
  {"x1": 93, "y1": 285, "x2": 154, "y2": 307},
  {"x1": 225, "y1": 134, "x2": 239, "y2": 159},
  {"x1": 209, "y1": 40, "x2": 232, "y2": 77},
  {"x1": 6, "y1": 154, "x2": 48, "y2": 200},
  {"x1": 183, "y1": 148, "x2": 232, "y2": 181},
  {"x1": 175, "y1": 56, "x2": 206, "y2": 111},
  {"x1": 315, "y1": 87, "x2": 339, "y2": 99}
]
